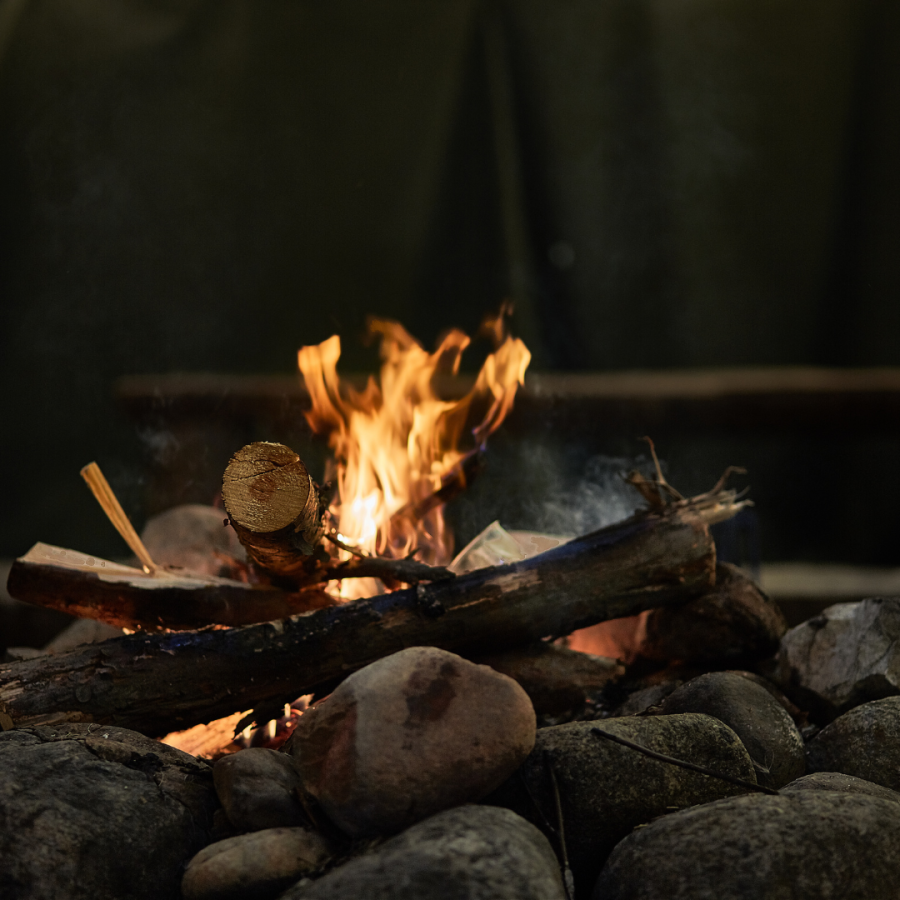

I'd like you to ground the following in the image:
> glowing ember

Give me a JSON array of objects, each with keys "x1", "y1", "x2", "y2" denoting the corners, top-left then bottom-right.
[{"x1": 298, "y1": 316, "x2": 530, "y2": 597}]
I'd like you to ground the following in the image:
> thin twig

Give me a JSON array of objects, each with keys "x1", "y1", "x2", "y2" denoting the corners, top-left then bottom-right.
[
  {"x1": 590, "y1": 727, "x2": 779, "y2": 796},
  {"x1": 80, "y1": 462, "x2": 157, "y2": 574},
  {"x1": 543, "y1": 751, "x2": 575, "y2": 900},
  {"x1": 516, "y1": 770, "x2": 556, "y2": 835},
  {"x1": 641, "y1": 436, "x2": 684, "y2": 501},
  {"x1": 323, "y1": 531, "x2": 368, "y2": 558},
  {"x1": 688, "y1": 465, "x2": 748, "y2": 505}
]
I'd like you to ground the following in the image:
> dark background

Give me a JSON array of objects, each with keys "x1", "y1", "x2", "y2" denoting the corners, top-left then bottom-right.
[{"x1": 1, "y1": 0, "x2": 899, "y2": 563}]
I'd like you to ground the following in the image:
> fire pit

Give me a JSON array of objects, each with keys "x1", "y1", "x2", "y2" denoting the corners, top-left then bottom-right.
[{"x1": 3, "y1": 321, "x2": 900, "y2": 900}]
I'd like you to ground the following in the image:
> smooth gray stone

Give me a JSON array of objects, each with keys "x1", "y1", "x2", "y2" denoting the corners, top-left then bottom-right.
[
  {"x1": 142, "y1": 504, "x2": 246, "y2": 577},
  {"x1": 282, "y1": 805, "x2": 565, "y2": 900},
  {"x1": 213, "y1": 747, "x2": 307, "y2": 832},
  {"x1": 594, "y1": 791, "x2": 900, "y2": 900},
  {"x1": 782, "y1": 771, "x2": 900, "y2": 804},
  {"x1": 486, "y1": 713, "x2": 757, "y2": 894},
  {"x1": 183, "y1": 827, "x2": 333, "y2": 900},
  {"x1": 0, "y1": 723, "x2": 217, "y2": 900},
  {"x1": 806, "y1": 696, "x2": 900, "y2": 791},
  {"x1": 657, "y1": 671, "x2": 804, "y2": 788}
]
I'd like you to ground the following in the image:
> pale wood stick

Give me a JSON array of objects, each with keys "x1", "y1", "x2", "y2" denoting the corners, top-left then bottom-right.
[{"x1": 80, "y1": 462, "x2": 157, "y2": 574}]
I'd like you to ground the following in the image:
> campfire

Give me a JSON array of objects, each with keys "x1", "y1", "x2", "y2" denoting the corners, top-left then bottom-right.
[
  {"x1": 297, "y1": 315, "x2": 530, "y2": 589},
  {"x1": 3, "y1": 319, "x2": 900, "y2": 900}
]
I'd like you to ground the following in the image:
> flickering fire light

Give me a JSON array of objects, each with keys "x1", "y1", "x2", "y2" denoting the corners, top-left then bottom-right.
[{"x1": 298, "y1": 317, "x2": 530, "y2": 598}]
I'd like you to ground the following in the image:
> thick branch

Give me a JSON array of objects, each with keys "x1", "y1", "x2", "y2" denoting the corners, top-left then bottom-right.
[{"x1": 0, "y1": 504, "x2": 715, "y2": 736}]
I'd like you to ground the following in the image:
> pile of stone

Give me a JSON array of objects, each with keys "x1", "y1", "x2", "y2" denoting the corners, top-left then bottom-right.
[{"x1": 5, "y1": 591, "x2": 900, "y2": 899}]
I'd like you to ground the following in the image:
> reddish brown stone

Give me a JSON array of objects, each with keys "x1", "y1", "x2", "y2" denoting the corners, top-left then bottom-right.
[{"x1": 287, "y1": 647, "x2": 536, "y2": 837}]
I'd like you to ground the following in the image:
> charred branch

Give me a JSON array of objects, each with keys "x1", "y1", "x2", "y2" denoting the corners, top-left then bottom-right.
[{"x1": 0, "y1": 501, "x2": 722, "y2": 736}]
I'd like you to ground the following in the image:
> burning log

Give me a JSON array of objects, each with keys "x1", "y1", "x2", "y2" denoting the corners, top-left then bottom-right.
[
  {"x1": 222, "y1": 440, "x2": 457, "y2": 590},
  {"x1": 0, "y1": 497, "x2": 730, "y2": 736}
]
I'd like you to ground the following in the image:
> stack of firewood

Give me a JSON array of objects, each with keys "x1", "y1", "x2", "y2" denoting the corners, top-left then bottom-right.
[{"x1": 0, "y1": 440, "x2": 752, "y2": 737}]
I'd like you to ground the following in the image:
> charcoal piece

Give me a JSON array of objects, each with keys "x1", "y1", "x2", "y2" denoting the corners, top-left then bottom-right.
[
  {"x1": 594, "y1": 791, "x2": 900, "y2": 900},
  {"x1": 472, "y1": 641, "x2": 622, "y2": 715},
  {"x1": 486, "y1": 713, "x2": 756, "y2": 895},
  {"x1": 0, "y1": 723, "x2": 218, "y2": 900},
  {"x1": 656, "y1": 671, "x2": 805, "y2": 788},
  {"x1": 775, "y1": 597, "x2": 900, "y2": 721},
  {"x1": 280, "y1": 805, "x2": 565, "y2": 900},
  {"x1": 806, "y1": 696, "x2": 900, "y2": 791},
  {"x1": 642, "y1": 562, "x2": 787, "y2": 664}
]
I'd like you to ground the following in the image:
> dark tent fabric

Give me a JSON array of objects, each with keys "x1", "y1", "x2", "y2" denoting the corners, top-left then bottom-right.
[{"x1": 0, "y1": 0, "x2": 898, "y2": 557}]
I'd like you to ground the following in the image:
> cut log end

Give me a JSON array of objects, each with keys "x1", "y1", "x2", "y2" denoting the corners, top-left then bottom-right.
[{"x1": 223, "y1": 441, "x2": 321, "y2": 540}]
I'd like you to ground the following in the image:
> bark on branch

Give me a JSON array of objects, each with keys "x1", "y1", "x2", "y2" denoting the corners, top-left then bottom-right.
[
  {"x1": 0, "y1": 502, "x2": 719, "y2": 736},
  {"x1": 222, "y1": 441, "x2": 327, "y2": 579}
]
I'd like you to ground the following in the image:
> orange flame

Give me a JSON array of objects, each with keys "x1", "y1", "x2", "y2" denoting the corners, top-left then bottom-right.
[{"x1": 298, "y1": 317, "x2": 530, "y2": 595}]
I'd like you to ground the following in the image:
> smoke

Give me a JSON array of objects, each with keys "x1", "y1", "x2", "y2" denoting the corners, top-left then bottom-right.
[
  {"x1": 530, "y1": 454, "x2": 650, "y2": 537},
  {"x1": 447, "y1": 437, "x2": 658, "y2": 546}
]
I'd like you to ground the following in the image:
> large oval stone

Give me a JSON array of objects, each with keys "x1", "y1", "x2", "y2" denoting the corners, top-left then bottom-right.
[
  {"x1": 0, "y1": 724, "x2": 217, "y2": 900},
  {"x1": 286, "y1": 646, "x2": 536, "y2": 837},
  {"x1": 594, "y1": 791, "x2": 900, "y2": 900},
  {"x1": 657, "y1": 671, "x2": 805, "y2": 788},
  {"x1": 806, "y1": 696, "x2": 900, "y2": 790},
  {"x1": 280, "y1": 805, "x2": 565, "y2": 900},
  {"x1": 486, "y1": 713, "x2": 757, "y2": 893},
  {"x1": 182, "y1": 827, "x2": 334, "y2": 900}
]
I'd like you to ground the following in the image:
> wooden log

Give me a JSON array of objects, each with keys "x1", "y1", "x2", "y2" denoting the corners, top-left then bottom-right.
[
  {"x1": 0, "y1": 502, "x2": 718, "y2": 736},
  {"x1": 222, "y1": 441, "x2": 326, "y2": 579},
  {"x1": 222, "y1": 440, "x2": 457, "y2": 589},
  {"x1": 6, "y1": 543, "x2": 337, "y2": 631}
]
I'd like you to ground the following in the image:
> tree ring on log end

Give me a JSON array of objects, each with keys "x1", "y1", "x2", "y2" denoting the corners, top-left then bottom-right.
[{"x1": 223, "y1": 442, "x2": 315, "y2": 534}]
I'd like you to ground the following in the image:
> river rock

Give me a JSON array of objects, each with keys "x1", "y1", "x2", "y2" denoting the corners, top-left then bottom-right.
[
  {"x1": 641, "y1": 563, "x2": 787, "y2": 665},
  {"x1": 472, "y1": 641, "x2": 622, "y2": 715},
  {"x1": 806, "y1": 696, "x2": 900, "y2": 791},
  {"x1": 594, "y1": 790, "x2": 900, "y2": 900},
  {"x1": 281, "y1": 805, "x2": 565, "y2": 900},
  {"x1": 782, "y1": 771, "x2": 900, "y2": 804},
  {"x1": 141, "y1": 503, "x2": 247, "y2": 578},
  {"x1": 775, "y1": 597, "x2": 900, "y2": 720},
  {"x1": 213, "y1": 747, "x2": 307, "y2": 832},
  {"x1": 0, "y1": 723, "x2": 217, "y2": 900},
  {"x1": 286, "y1": 646, "x2": 536, "y2": 837},
  {"x1": 182, "y1": 827, "x2": 334, "y2": 900},
  {"x1": 656, "y1": 671, "x2": 804, "y2": 788},
  {"x1": 487, "y1": 713, "x2": 756, "y2": 894}
]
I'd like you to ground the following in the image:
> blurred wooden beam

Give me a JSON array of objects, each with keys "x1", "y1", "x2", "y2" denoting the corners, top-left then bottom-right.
[{"x1": 118, "y1": 366, "x2": 900, "y2": 437}]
